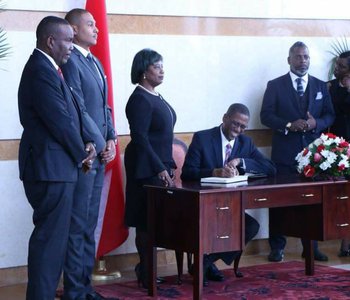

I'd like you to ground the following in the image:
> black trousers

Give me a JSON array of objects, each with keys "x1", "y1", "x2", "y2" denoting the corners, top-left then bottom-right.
[{"x1": 206, "y1": 213, "x2": 260, "y2": 265}]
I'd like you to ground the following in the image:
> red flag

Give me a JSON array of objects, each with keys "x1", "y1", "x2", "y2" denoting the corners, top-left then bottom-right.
[{"x1": 85, "y1": 0, "x2": 129, "y2": 258}]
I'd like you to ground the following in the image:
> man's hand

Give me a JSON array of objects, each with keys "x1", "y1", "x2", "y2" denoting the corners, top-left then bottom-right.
[
  {"x1": 306, "y1": 111, "x2": 316, "y2": 130},
  {"x1": 100, "y1": 139, "x2": 116, "y2": 164},
  {"x1": 82, "y1": 142, "x2": 97, "y2": 173},
  {"x1": 290, "y1": 119, "x2": 308, "y2": 132},
  {"x1": 212, "y1": 165, "x2": 239, "y2": 177},
  {"x1": 227, "y1": 158, "x2": 240, "y2": 168}
]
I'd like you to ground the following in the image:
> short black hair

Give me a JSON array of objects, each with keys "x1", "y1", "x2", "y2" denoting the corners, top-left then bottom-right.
[
  {"x1": 339, "y1": 51, "x2": 350, "y2": 68},
  {"x1": 65, "y1": 8, "x2": 88, "y2": 25},
  {"x1": 226, "y1": 103, "x2": 250, "y2": 118},
  {"x1": 131, "y1": 48, "x2": 163, "y2": 84},
  {"x1": 289, "y1": 41, "x2": 308, "y2": 56},
  {"x1": 36, "y1": 16, "x2": 69, "y2": 45}
]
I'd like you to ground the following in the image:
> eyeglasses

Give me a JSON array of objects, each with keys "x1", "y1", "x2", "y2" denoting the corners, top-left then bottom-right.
[{"x1": 230, "y1": 120, "x2": 247, "y2": 131}]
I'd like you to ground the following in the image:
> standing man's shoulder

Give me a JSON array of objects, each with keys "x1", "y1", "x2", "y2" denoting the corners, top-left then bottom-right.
[{"x1": 266, "y1": 73, "x2": 290, "y2": 86}]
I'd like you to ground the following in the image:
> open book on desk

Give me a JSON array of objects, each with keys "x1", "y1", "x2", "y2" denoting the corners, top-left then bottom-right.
[{"x1": 200, "y1": 175, "x2": 248, "y2": 184}]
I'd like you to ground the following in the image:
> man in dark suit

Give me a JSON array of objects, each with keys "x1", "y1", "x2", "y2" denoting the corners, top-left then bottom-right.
[
  {"x1": 18, "y1": 16, "x2": 102, "y2": 300},
  {"x1": 260, "y1": 41, "x2": 335, "y2": 263},
  {"x1": 61, "y1": 9, "x2": 117, "y2": 300},
  {"x1": 181, "y1": 103, "x2": 276, "y2": 285}
]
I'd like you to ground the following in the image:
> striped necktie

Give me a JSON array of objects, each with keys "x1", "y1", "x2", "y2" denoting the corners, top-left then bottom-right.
[
  {"x1": 224, "y1": 143, "x2": 232, "y2": 166},
  {"x1": 296, "y1": 77, "x2": 304, "y2": 97}
]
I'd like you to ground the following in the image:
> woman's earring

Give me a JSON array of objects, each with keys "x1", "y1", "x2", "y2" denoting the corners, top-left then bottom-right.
[{"x1": 143, "y1": 74, "x2": 146, "y2": 79}]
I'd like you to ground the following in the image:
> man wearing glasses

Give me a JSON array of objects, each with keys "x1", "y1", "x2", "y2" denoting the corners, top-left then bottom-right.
[{"x1": 181, "y1": 103, "x2": 276, "y2": 285}]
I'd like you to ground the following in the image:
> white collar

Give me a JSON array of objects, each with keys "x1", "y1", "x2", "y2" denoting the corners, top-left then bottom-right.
[{"x1": 73, "y1": 44, "x2": 90, "y2": 58}]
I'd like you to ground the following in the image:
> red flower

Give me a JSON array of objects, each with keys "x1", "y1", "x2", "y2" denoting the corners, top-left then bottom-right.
[
  {"x1": 303, "y1": 165, "x2": 315, "y2": 177},
  {"x1": 338, "y1": 164, "x2": 346, "y2": 171},
  {"x1": 339, "y1": 141, "x2": 349, "y2": 148},
  {"x1": 302, "y1": 148, "x2": 309, "y2": 156},
  {"x1": 325, "y1": 133, "x2": 337, "y2": 139},
  {"x1": 316, "y1": 145, "x2": 325, "y2": 152}
]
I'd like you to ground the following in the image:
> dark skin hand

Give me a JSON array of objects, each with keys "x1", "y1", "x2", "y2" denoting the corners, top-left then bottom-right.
[
  {"x1": 289, "y1": 111, "x2": 316, "y2": 132},
  {"x1": 158, "y1": 169, "x2": 174, "y2": 187},
  {"x1": 213, "y1": 158, "x2": 240, "y2": 178},
  {"x1": 100, "y1": 139, "x2": 116, "y2": 164},
  {"x1": 82, "y1": 142, "x2": 97, "y2": 173}
]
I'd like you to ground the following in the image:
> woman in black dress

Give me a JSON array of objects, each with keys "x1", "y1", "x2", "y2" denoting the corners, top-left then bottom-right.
[
  {"x1": 124, "y1": 49, "x2": 177, "y2": 288},
  {"x1": 328, "y1": 51, "x2": 350, "y2": 256}
]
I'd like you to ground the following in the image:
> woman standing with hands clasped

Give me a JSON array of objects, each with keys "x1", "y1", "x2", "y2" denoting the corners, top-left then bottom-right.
[
  {"x1": 328, "y1": 51, "x2": 350, "y2": 257},
  {"x1": 124, "y1": 48, "x2": 177, "y2": 288}
]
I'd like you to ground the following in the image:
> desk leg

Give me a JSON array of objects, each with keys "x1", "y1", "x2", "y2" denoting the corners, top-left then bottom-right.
[
  {"x1": 304, "y1": 239, "x2": 314, "y2": 275},
  {"x1": 193, "y1": 253, "x2": 203, "y2": 300},
  {"x1": 148, "y1": 245, "x2": 157, "y2": 297}
]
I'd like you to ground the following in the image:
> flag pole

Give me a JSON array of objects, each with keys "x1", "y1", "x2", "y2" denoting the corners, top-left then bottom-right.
[{"x1": 92, "y1": 257, "x2": 121, "y2": 280}]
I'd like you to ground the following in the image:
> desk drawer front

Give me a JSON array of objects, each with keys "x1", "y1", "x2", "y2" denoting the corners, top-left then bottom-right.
[
  {"x1": 243, "y1": 186, "x2": 322, "y2": 208},
  {"x1": 202, "y1": 193, "x2": 242, "y2": 252},
  {"x1": 324, "y1": 184, "x2": 350, "y2": 239}
]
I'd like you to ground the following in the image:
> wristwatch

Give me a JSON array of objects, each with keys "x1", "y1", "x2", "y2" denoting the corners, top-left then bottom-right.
[{"x1": 284, "y1": 122, "x2": 292, "y2": 135}]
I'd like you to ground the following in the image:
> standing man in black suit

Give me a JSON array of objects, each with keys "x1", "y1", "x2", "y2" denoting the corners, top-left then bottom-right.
[
  {"x1": 181, "y1": 103, "x2": 276, "y2": 285},
  {"x1": 260, "y1": 41, "x2": 335, "y2": 263},
  {"x1": 18, "y1": 16, "x2": 101, "y2": 300},
  {"x1": 61, "y1": 9, "x2": 117, "y2": 300}
]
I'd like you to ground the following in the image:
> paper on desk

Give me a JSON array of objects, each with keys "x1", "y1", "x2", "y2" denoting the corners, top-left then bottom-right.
[{"x1": 200, "y1": 175, "x2": 248, "y2": 184}]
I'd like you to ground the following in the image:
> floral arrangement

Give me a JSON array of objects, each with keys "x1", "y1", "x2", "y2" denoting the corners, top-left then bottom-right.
[{"x1": 295, "y1": 133, "x2": 350, "y2": 178}]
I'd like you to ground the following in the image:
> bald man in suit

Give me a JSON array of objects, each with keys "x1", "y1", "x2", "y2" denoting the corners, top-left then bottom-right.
[
  {"x1": 260, "y1": 41, "x2": 335, "y2": 263},
  {"x1": 18, "y1": 16, "x2": 104, "y2": 300},
  {"x1": 61, "y1": 9, "x2": 117, "y2": 300}
]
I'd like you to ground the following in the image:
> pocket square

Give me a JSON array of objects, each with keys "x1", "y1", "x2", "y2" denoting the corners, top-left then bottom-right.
[{"x1": 315, "y1": 92, "x2": 323, "y2": 100}]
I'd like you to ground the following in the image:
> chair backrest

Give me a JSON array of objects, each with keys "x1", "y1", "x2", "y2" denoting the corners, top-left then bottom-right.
[{"x1": 172, "y1": 138, "x2": 188, "y2": 185}]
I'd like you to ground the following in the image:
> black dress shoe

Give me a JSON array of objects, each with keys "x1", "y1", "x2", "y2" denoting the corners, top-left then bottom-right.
[
  {"x1": 206, "y1": 263, "x2": 225, "y2": 282},
  {"x1": 156, "y1": 276, "x2": 166, "y2": 284},
  {"x1": 268, "y1": 249, "x2": 284, "y2": 262},
  {"x1": 314, "y1": 250, "x2": 328, "y2": 261},
  {"x1": 86, "y1": 292, "x2": 104, "y2": 300},
  {"x1": 301, "y1": 250, "x2": 328, "y2": 261},
  {"x1": 338, "y1": 249, "x2": 350, "y2": 257},
  {"x1": 188, "y1": 262, "x2": 209, "y2": 286}
]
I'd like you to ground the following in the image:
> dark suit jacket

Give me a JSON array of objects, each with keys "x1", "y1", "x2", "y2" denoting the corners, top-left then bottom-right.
[
  {"x1": 260, "y1": 73, "x2": 335, "y2": 169},
  {"x1": 181, "y1": 126, "x2": 276, "y2": 180},
  {"x1": 329, "y1": 78, "x2": 350, "y2": 140},
  {"x1": 61, "y1": 47, "x2": 116, "y2": 143},
  {"x1": 18, "y1": 49, "x2": 99, "y2": 182}
]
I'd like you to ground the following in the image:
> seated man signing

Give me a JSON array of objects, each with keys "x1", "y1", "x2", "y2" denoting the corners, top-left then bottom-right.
[{"x1": 181, "y1": 103, "x2": 276, "y2": 285}]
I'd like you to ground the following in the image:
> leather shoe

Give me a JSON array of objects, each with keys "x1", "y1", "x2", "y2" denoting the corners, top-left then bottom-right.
[
  {"x1": 86, "y1": 291, "x2": 119, "y2": 300},
  {"x1": 188, "y1": 263, "x2": 209, "y2": 286},
  {"x1": 302, "y1": 250, "x2": 328, "y2": 261},
  {"x1": 268, "y1": 249, "x2": 284, "y2": 262},
  {"x1": 206, "y1": 263, "x2": 224, "y2": 282},
  {"x1": 338, "y1": 249, "x2": 350, "y2": 257}
]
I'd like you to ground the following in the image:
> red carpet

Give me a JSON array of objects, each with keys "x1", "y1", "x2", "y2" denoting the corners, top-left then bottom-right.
[{"x1": 94, "y1": 261, "x2": 350, "y2": 299}]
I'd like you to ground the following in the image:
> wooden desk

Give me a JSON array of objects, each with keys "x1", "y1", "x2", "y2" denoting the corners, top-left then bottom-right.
[{"x1": 146, "y1": 175, "x2": 350, "y2": 300}]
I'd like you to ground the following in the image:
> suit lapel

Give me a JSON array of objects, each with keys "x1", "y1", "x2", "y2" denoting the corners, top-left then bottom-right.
[{"x1": 75, "y1": 49, "x2": 104, "y2": 95}]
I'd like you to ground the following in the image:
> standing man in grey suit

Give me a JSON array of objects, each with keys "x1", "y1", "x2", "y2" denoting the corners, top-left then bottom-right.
[
  {"x1": 18, "y1": 16, "x2": 100, "y2": 300},
  {"x1": 260, "y1": 41, "x2": 335, "y2": 263},
  {"x1": 61, "y1": 9, "x2": 117, "y2": 300}
]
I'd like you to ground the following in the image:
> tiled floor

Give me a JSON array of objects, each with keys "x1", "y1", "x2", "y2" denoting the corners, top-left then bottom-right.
[{"x1": 1, "y1": 249, "x2": 350, "y2": 300}]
